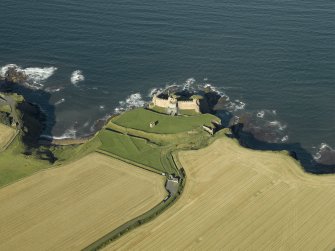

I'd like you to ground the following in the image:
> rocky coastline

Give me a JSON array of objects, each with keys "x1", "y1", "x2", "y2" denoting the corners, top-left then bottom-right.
[{"x1": 1, "y1": 68, "x2": 334, "y2": 170}]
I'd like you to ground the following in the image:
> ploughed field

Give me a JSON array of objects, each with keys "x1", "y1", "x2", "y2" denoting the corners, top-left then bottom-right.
[
  {"x1": 108, "y1": 136, "x2": 335, "y2": 250},
  {"x1": 0, "y1": 123, "x2": 16, "y2": 150},
  {"x1": 0, "y1": 152, "x2": 166, "y2": 251}
]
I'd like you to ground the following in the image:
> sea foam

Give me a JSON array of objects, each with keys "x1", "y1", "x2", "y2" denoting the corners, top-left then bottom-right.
[
  {"x1": 114, "y1": 93, "x2": 146, "y2": 113},
  {"x1": 71, "y1": 70, "x2": 85, "y2": 85},
  {"x1": 45, "y1": 87, "x2": 64, "y2": 93},
  {"x1": 257, "y1": 110, "x2": 265, "y2": 118},
  {"x1": 0, "y1": 64, "x2": 57, "y2": 89},
  {"x1": 42, "y1": 128, "x2": 77, "y2": 140},
  {"x1": 54, "y1": 98, "x2": 65, "y2": 106}
]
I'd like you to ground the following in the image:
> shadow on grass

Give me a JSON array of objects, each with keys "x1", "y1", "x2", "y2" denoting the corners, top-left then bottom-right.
[{"x1": 0, "y1": 81, "x2": 56, "y2": 163}]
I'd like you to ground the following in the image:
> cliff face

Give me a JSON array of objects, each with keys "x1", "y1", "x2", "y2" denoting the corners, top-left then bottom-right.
[
  {"x1": 0, "y1": 91, "x2": 56, "y2": 162},
  {"x1": 0, "y1": 92, "x2": 44, "y2": 142}
]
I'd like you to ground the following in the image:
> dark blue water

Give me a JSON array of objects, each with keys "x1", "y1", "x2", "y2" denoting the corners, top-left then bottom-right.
[{"x1": 0, "y1": 1, "x2": 334, "y2": 163}]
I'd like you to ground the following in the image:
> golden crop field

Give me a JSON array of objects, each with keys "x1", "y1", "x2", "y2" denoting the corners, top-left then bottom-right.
[
  {"x1": 108, "y1": 136, "x2": 335, "y2": 250},
  {"x1": 0, "y1": 153, "x2": 166, "y2": 251},
  {"x1": 0, "y1": 123, "x2": 16, "y2": 150}
]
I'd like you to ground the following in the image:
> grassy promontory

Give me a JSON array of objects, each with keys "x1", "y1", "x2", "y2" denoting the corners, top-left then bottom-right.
[
  {"x1": 113, "y1": 108, "x2": 219, "y2": 134},
  {"x1": 0, "y1": 97, "x2": 219, "y2": 186}
]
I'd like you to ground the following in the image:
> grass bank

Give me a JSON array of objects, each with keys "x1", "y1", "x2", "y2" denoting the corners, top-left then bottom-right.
[
  {"x1": 0, "y1": 131, "x2": 102, "y2": 188},
  {"x1": 112, "y1": 108, "x2": 219, "y2": 134}
]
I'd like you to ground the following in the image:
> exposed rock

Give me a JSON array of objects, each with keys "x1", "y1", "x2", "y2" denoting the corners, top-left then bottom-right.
[
  {"x1": 0, "y1": 112, "x2": 12, "y2": 126},
  {"x1": 213, "y1": 96, "x2": 230, "y2": 110},
  {"x1": 229, "y1": 112, "x2": 283, "y2": 143},
  {"x1": 315, "y1": 145, "x2": 335, "y2": 166},
  {"x1": 1, "y1": 66, "x2": 27, "y2": 84},
  {"x1": 92, "y1": 118, "x2": 107, "y2": 132},
  {"x1": 203, "y1": 91, "x2": 221, "y2": 111}
]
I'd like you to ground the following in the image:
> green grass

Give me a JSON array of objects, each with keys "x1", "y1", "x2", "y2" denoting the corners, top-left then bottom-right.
[
  {"x1": 98, "y1": 129, "x2": 176, "y2": 174},
  {"x1": 112, "y1": 108, "x2": 219, "y2": 134},
  {"x1": 0, "y1": 136, "x2": 51, "y2": 187},
  {"x1": 0, "y1": 104, "x2": 11, "y2": 113},
  {"x1": 50, "y1": 135, "x2": 102, "y2": 163},
  {"x1": 1, "y1": 92, "x2": 24, "y2": 103},
  {"x1": 0, "y1": 107, "x2": 217, "y2": 187},
  {"x1": 106, "y1": 121, "x2": 194, "y2": 146},
  {"x1": 178, "y1": 109, "x2": 200, "y2": 116},
  {"x1": 150, "y1": 106, "x2": 200, "y2": 116},
  {"x1": 0, "y1": 132, "x2": 102, "y2": 188},
  {"x1": 149, "y1": 106, "x2": 167, "y2": 114}
]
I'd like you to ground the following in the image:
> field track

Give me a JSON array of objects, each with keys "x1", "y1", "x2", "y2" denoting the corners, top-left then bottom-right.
[
  {"x1": 0, "y1": 153, "x2": 166, "y2": 251},
  {"x1": 0, "y1": 123, "x2": 16, "y2": 150},
  {"x1": 108, "y1": 136, "x2": 335, "y2": 250}
]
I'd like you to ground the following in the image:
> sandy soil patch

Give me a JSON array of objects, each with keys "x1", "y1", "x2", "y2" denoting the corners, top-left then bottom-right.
[
  {"x1": 108, "y1": 136, "x2": 335, "y2": 250},
  {"x1": 0, "y1": 152, "x2": 166, "y2": 251}
]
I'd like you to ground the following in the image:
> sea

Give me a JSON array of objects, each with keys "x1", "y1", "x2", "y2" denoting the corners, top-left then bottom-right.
[{"x1": 0, "y1": 0, "x2": 334, "y2": 167}]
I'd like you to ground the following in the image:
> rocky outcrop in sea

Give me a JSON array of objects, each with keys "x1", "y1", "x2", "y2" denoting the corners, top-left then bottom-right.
[{"x1": 0, "y1": 65, "x2": 27, "y2": 84}]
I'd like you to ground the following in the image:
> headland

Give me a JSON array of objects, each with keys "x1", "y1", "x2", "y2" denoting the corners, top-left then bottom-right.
[{"x1": 1, "y1": 87, "x2": 335, "y2": 250}]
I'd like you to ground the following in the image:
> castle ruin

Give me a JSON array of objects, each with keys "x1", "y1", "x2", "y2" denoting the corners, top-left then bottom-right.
[{"x1": 151, "y1": 94, "x2": 201, "y2": 115}]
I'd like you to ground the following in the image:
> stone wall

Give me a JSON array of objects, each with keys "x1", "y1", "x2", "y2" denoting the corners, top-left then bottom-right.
[
  {"x1": 178, "y1": 100, "x2": 200, "y2": 113},
  {"x1": 152, "y1": 95, "x2": 200, "y2": 113},
  {"x1": 152, "y1": 96, "x2": 170, "y2": 107}
]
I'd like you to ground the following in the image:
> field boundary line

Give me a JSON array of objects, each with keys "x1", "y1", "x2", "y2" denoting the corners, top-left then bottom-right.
[
  {"x1": 83, "y1": 150, "x2": 186, "y2": 251},
  {"x1": 96, "y1": 149, "x2": 162, "y2": 175},
  {"x1": 0, "y1": 127, "x2": 19, "y2": 153}
]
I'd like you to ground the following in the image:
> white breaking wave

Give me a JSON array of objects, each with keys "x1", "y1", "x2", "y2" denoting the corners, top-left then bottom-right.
[
  {"x1": 70, "y1": 70, "x2": 85, "y2": 85},
  {"x1": 183, "y1": 78, "x2": 196, "y2": 91},
  {"x1": 148, "y1": 83, "x2": 179, "y2": 98},
  {"x1": 24, "y1": 67, "x2": 57, "y2": 84},
  {"x1": 114, "y1": 93, "x2": 146, "y2": 113},
  {"x1": 281, "y1": 135, "x2": 289, "y2": 142},
  {"x1": 42, "y1": 128, "x2": 77, "y2": 140},
  {"x1": 45, "y1": 87, "x2": 63, "y2": 93},
  {"x1": 225, "y1": 99, "x2": 246, "y2": 112},
  {"x1": 257, "y1": 110, "x2": 265, "y2": 118},
  {"x1": 203, "y1": 83, "x2": 225, "y2": 96},
  {"x1": 54, "y1": 98, "x2": 65, "y2": 106},
  {"x1": 148, "y1": 87, "x2": 160, "y2": 97},
  {"x1": 0, "y1": 64, "x2": 57, "y2": 89},
  {"x1": 83, "y1": 121, "x2": 90, "y2": 128},
  {"x1": 148, "y1": 78, "x2": 227, "y2": 100},
  {"x1": 233, "y1": 100, "x2": 246, "y2": 111},
  {"x1": 268, "y1": 120, "x2": 287, "y2": 131}
]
